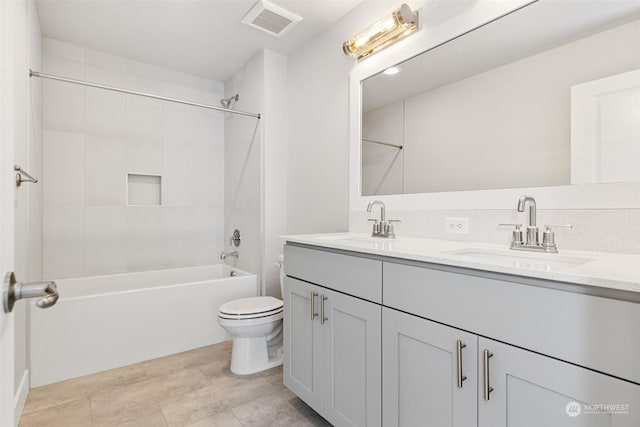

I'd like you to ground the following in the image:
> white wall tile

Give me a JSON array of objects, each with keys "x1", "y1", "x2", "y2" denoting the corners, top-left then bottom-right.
[
  {"x1": 197, "y1": 111, "x2": 224, "y2": 152},
  {"x1": 85, "y1": 63, "x2": 128, "y2": 87},
  {"x1": 126, "y1": 94, "x2": 163, "y2": 144},
  {"x1": 85, "y1": 87, "x2": 126, "y2": 137},
  {"x1": 126, "y1": 207, "x2": 164, "y2": 270},
  {"x1": 163, "y1": 145, "x2": 196, "y2": 206},
  {"x1": 85, "y1": 207, "x2": 126, "y2": 275},
  {"x1": 195, "y1": 144, "x2": 224, "y2": 207},
  {"x1": 163, "y1": 103, "x2": 197, "y2": 147},
  {"x1": 43, "y1": 206, "x2": 85, "y2": 278},
  {"x1": 163, "y1": 207, "x2": 196, "y2": 267},
  {"x1": 43, "y1": 68, "x2": 84, "y2": 132},
  {"x1": 42, "y1": 37, "x2": 84, "y2": 62},
  {"x1": 43, "y1": 130, "x2": 84, "y2": 206},
  {"x1": 42, "y1": 39, "x2": 225, "y2": 277},
  {"x1": 127, "y1": 141, "x2": 163, "y2": 175},
  {"x1": 85, "y1": 135, "x2": 126, "y2": 205},
  {"x1": 196, "y1": 207, "x2": 224, "y2": 265}
]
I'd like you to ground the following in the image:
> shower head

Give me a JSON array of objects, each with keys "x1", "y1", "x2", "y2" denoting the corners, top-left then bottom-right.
[{"x1": 220, "y1": 94, "x2": 239, "y2": 109}]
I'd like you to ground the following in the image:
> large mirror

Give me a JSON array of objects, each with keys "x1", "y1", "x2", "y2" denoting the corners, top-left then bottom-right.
[{"x1": 361, "y1": 0, "x2": 640, "y2": 196}]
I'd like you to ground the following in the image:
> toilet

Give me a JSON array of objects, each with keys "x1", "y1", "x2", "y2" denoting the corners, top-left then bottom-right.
[{"x1": 217, "y1": 255, "x2": 285, "y2": 375}]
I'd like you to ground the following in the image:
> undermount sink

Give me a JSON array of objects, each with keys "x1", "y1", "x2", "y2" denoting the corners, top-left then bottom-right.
[
  {"x1": 446, "y1": 248, "x2": 594, "y2": 271},
  {"x1": 312, "y1": 234, "x2": 397, "y2": 247}
]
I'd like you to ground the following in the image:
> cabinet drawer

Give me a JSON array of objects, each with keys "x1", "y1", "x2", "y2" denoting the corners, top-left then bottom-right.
[
  {"x1": 383, "y1": 261, "x2": 640, "y2": 384},
  {"x1": 284, "y1": 244, "x2": 382, "y2": 303}
]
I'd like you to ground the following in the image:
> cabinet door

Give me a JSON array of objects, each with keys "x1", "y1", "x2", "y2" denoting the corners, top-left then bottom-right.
[
  {"x1": 321, "y1": 288, "x2": 382, "y2": 427},
  {"x1": 478, "y1": 337, "x2": 640, "y2": 427},
  {"x1": 283, "y1": 277, "x2": 322, "y2": 413},
  {"x1": 382, "y1": 308, "x2": 478, "y2": 427}
]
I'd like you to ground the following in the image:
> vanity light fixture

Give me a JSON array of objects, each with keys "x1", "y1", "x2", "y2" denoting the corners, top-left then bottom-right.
[
  {"x1": 343, "y1": 3, "x2": 418, "y2": 60},
  {"x1": 383, "y1": 66, "x2": 401, "y2": 75}
]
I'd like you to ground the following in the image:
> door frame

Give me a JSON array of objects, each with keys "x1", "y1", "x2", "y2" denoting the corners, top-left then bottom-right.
[{"x1": 1, "y1": 0, "x2": 18, "y2": 425}]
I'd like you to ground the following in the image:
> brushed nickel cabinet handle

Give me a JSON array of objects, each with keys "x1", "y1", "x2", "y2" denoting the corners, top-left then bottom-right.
[
  {"x1": 483, "y1": 349, "x2": 494, "y2": 400},
  {"x1": 456, "y1": 340, "x2": 467, "y2": 388},
  {"x1": 320, "y1": 295, "x2": 328, "y2": 325},
  {"x1": 310, "y1": 292, "x2": 318, "y2": 320}
]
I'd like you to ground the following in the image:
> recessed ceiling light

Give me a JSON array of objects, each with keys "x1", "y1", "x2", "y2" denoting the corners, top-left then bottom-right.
[{"x1": 383, "y1": 67, "x2": 401, "y2": 75}]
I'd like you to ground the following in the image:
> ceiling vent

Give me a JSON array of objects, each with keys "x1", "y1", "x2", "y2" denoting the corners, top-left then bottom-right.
[{"x1": 241, "y1": 0, "x2": 303, "y2": 38}]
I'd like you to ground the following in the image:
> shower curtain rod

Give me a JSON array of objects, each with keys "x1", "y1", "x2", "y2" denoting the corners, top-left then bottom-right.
[{"x1": 29, "y1": 70, "x2": 261, "y2": 119}]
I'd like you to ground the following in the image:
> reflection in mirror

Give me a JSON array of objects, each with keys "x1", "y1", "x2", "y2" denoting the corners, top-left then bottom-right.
[{"x1": 361, "y1": 0, "x2": 640, "y2": 196}]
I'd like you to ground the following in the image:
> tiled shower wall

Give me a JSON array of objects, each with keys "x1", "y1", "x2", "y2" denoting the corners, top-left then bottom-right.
[{"x1": 42, "y1": 38, "x2": 225, "y2": 279}]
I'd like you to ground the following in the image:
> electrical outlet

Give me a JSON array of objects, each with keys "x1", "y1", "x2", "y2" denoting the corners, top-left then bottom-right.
[{"x1": 445, "y1": 217, "x2": 469, "y2": 234}]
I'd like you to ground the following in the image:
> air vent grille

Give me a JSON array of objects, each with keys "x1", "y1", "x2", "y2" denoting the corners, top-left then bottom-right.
[{"x1": 241, "y1": 0, "x2": 302, "y2": 38}]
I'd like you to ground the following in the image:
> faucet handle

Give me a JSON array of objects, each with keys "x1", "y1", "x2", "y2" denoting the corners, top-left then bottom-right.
[
  {"x1": 543, "y1": 224, "x2": 573, "y2": 230},
  {"x1": 388, "y1": 219, "x2": 401, "y2": 223},
  {"x1": 367, "y1": 218, "x2": 379, "y2": 222},
  {"x1": 499, "y1": 223, "x2": 524, "y2": 246}
]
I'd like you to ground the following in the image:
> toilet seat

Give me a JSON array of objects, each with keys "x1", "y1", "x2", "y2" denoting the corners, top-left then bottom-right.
[{"x1": 218, "y1": 296, "x2": 283, "y2": 320}]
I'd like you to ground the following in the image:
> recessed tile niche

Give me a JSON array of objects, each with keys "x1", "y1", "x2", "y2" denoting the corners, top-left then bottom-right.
[{"x1": 127, "y1": 174, "x2": 162, "y2": 206}]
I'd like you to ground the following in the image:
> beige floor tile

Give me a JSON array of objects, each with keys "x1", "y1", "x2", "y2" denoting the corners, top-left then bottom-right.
[
  {"x1": 91, "y1": 367, "x2": 210, "y2": 422},
  {"x1": 184, "y1": 410, "x2": 243, "y2": 427},
  {"x1": 90, "y1": 403, "x2": 168, "y2": 427},
  {"x1": 23, "y1": 363, "x2": 147, "y2": 415},
  {"x1": 160, "y1": 371, "x2": 284, "y2": 427},
  {"x1": 143, "y1": 342, "x2": 231, "y2": 378},
  {"x1": 18, "y1": 397, "x2": 91, "y2": 427},
  {"x1": 230, "y1": 390, "x2": 312, "y2": 427}
]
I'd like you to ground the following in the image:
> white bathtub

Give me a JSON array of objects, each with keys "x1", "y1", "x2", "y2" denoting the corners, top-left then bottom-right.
[{"x1": 29, "y1": 264, "x2": 256, "y2": 387}]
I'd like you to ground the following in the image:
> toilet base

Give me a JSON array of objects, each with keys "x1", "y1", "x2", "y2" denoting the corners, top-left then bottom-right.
[{"x1": 230, "y1": 336, "x2": 283, "y2": 375}]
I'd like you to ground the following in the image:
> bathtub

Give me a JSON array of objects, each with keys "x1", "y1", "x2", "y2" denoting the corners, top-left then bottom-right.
[{"x1": 29, "y1": 264, "x2": 256, "y2": 387}]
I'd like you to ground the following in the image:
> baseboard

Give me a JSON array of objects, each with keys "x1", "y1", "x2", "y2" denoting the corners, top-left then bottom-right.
[{"x1": 14, "y1": 370, "x2": 29, "y2": 427}]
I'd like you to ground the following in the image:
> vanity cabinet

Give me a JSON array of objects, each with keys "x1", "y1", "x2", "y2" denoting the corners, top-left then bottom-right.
[
  {"x1": 382, "y1": 307, "x2": 478, "y2": 427},
  {"x1": 383, "y1": 307, "x2": 640, "y2": 427},
  {"x1": 284, "y1": 243, "x2": 640, "y2": 427},
  {"x1": 479, "y1": 337, "x2": 640, "y2": 427},
  {"x1": 283, "y1": 245, "x2": 382, "y2": 427}
]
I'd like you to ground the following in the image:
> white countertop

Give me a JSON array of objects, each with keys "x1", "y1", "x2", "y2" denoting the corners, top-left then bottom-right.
[{"x1": 283, "y1": 233, "x2": 640, "y2": 294}]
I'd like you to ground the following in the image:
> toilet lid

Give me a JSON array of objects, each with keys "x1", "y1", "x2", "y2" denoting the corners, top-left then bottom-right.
[{"x1": 219, "y1": 296, "x2": 283, "y2": 316}]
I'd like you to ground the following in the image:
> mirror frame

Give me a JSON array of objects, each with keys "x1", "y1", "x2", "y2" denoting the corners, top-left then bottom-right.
[{"x1": 349, "y1": 0, "x2": 640, "y2": 212}]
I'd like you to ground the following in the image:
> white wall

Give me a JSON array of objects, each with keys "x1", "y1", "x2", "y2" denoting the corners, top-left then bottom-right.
[
  {"x1": 285, "y1": 2, "x2": 395, "y2": 234},
  {"x1": 224, "y1": 51, "x2": 264, "y2": 287},
  {"x1": 41, "y1": 38, "x2": 225, "y2": 279},
  {"x1": 283, "y1": 0, "x2": 639, "y2": 254},
  {"x1": 262, "y1": 50, "x2": 287, "y2": 298},
  {"x1": 224, "y1": 49, "x2": 287, "y2": 298}
]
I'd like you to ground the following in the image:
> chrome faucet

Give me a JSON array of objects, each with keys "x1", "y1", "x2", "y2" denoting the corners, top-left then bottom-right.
[
  {"x1": 367, "y1": 200, "x2": 400, "y2": 239},
  {"x1": 517, "y1": 195, "x2": 538, "y2": 246},
  {"x1": 500, "y1": 195, "x2": 572, "y2": 253}
]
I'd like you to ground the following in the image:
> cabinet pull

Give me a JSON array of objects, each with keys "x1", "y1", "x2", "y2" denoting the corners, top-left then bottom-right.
[
  {"x1": 310, "y1": 292, "x2": 318, "y2": 320},
  {"x1": 320, "y1": 295, "x2": 328, "y2": 325},
  {"x1": 456, "y1": 340, "x2": 467, "y2": 388},
  {"x1": 483, "y1": 349, "x2": 494, "y2": 400}
]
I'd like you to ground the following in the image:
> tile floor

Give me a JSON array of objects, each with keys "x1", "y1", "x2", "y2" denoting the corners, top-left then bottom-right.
[{"x1": 20, "y1": 341, "x2": 332, "y2": 427}]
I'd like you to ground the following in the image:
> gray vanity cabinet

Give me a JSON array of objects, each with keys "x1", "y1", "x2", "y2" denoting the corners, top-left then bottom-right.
[
  {"x1": 478, "y1": 337, "x2": 640, "y2": 427},
  {"x1": 382, "y1": 307, "x2": 478, "y2": 427},
  {"x1": 283, "y1": 244, "x2": 382, "y2": 427},
  {"x1": 282, "y1": 276, "x2": 323, "y2": 412}
]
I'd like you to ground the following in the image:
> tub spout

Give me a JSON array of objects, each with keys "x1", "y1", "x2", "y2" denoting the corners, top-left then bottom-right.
[{"x1": 220, "y1": 251, "x2": 239, "y2": 260}]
